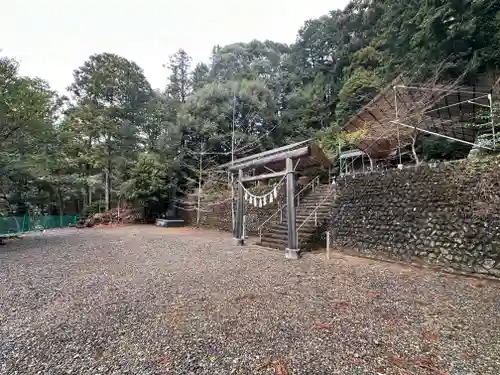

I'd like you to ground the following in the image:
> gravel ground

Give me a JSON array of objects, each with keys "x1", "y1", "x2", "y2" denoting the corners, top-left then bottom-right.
[{"x1": 1, "y1": 226, "x2": 500, "y2": 375}]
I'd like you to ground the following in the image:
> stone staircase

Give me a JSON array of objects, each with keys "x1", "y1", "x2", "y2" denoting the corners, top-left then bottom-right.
[{"x1": 258, "y1": 184, "x2": 335, "y2": 250}]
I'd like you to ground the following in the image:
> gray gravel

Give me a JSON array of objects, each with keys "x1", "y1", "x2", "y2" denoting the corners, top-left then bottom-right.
[{"x1": 1, "y1": 226, "x2": 499, "y2": 375}]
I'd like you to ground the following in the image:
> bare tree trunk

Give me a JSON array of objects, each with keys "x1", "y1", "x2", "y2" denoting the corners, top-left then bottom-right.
[
  {"x1": 58, "y1": 187, "x2": 64, "y2": 227},
  {"x1": 411, "y1": 129, "x2": 420, "y2": 165},
  {"x1": 86, "y1": 136, "x2": 92, "y2": 206},
  {"x1": 88, "y1": 186, "x2": 92, "y2": 205},
  {"x1": 104, "y1": 134, "x2": 112, "y2": 212},
  {"x1": 104, "y1": 167, "x2": 110, "y2": 211}
]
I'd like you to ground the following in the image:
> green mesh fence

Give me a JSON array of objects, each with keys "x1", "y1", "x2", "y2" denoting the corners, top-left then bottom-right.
[{"x1": 0, "y1": 215, "x2": 78, "y2": 236}]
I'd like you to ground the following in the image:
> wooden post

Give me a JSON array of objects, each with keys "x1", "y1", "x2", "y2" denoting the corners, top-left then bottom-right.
[
  {"x1": 326, "y1": 231, "x2": 330, "y2": 260},
  {"x1": 285, "y1": 157, "x2": 298, "y2": 259}
]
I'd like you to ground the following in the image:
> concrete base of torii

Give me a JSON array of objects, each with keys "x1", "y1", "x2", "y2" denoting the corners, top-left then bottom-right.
[{"x1": 285, "y1": 248, "x2": 300, "y2": 260}]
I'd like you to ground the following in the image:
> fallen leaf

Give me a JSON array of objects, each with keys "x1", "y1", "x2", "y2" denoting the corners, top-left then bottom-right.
[
  {"x1": 273, "y1": 362, "x2": 289, "y2": 375},
  {"x1": 472, "y1": 280, "x2": 487, "y2": 288},
  {"x1": 314, "y1": 323, "x2": 330, "y2": 330},
  {"x1": 418, "y1": 355, "x2": 437, "y2": 369},
  {"x1": 422, "y1": 330, "x2": 440, "y2": 341},
  {"x1": 156, "y1": 356, "x2": 169, "y2": 365},
  {"x1": 333, "y1": 301, "x2": 350, "y2": 310},
  {"x1": 93, "y1": 347, "x2": 105, "y2": 360},
  {"x1": 388, "y1": 355, "x2": 403, "y2": 364},
  {"x1": 235, "y1": 293, "x2": 257, "y2": 302}
]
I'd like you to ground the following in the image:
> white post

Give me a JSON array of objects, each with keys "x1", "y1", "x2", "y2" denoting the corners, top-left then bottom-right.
[
  {"x1": 489, "y1": 94, "x2": 495, "y2": 147},
  {"x1": 314, "y1": 211, "x2": 317, "y2": 226},
  {"x1": 326, "y1": 231, "x2": 330, "y2": 260},
  {"x1": 243, "y1": 215, "x2": 246, "y2": 239}
]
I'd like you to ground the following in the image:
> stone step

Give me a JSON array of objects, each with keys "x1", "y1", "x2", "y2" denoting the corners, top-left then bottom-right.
[
  {"x1": 297, "y1": 201, "x2": 333, "y2": 207},
  {"x1": 271, "y1": 215, "x2": 330, "y2": 225},
  {"x1": 259, "y1": 238, "x2": 287, "y2": 249},
  {"x1": 295, "y1": 211, "x2": 331, "y2": 218},
  {"x1": 298, "y1": 193, "x2": 334, "y2": 199},
  {"x1": 296, "y1": 209, "x2": 332, "y2": 215},
  {"x1": 265, "y1": 226, "x2": 318, "y2": 235},
  {"x1": 265, "y1": 221, "x2": 322, "y2": 230},
  {"x1": 262, "y1": 230, "x2": 317, "y2": 242},
  {"x1": 263, "y1": 222, "x2": 324, "y2": 230},
  {"x1": 298, "y1": 198, "x2": 333, "y2": 202},
  {"x1": 256, "y1": 185, "x2": 335, "y2": 251},
  {"x1": 259, "y1": 235, "x2": 315, "y2": 250},
  {"x1": 299, "y1": 204, "x2": 332, "y2": 209},
  {"x1": 260, "y1": 233, "x2": 288, "y2": 241}
]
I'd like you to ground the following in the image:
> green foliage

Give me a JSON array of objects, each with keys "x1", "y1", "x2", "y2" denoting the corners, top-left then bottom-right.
[
  {"x1": 335, "y1": 69, "x2": 383, "y2": 125},
  {"x1": 82, "y1": 200, "x2": 106, "y2": 217},
  {"x1": 418, "y1": 136, "x2": 471, "y2": 162},
  {"x1": 120, "y1": 152, "x2": 170, "y2": 202},
  {"x1": 316, "y1": 127, "x2": 366, "y2": 159},
  {"x1": 2, "y1": 0, "x2": 500, "y2": 218},
  {"x1": 464, "y1": 102, "x2": 500, "y2": 158},
  {"x1": 191, "y1": 62, "x2": 210, "y2": 91},
  {"x1": 166, "y1": 49, "x2": 192, "y2": 103}
]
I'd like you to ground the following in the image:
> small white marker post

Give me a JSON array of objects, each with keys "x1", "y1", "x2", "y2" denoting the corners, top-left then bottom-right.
[{"x1": 326, "y1": 231, "x2": 330, "y2": 260}]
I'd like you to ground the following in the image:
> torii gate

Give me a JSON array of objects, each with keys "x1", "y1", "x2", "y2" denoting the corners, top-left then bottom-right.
[{"x1": 223, "y1": 140, "x2": 331, "y2": 259}]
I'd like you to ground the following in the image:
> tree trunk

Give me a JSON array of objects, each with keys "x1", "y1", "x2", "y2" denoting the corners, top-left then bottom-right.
[
  {"x1": 104, "y1": 168, "x2": 110, "y2": 211},
  {"x1": 105, "y1": 138, "x2": 112, "y2": 211},
  {"x1": 58, "y1": 187, "x2": 64, "y2": 227},
  {"x1": 86, "y1": 136, "x2": 92, "y2": 206},
  {"x1": 411, "y1": 134, "x2": 420, "y2": 165}
]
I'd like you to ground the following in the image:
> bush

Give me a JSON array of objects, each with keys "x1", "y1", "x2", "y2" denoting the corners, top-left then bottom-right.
[{"x1": 83, "y1": 200, "x2": 106, "y2": 218}]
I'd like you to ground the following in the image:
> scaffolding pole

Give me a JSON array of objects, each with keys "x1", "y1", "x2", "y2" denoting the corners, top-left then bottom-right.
[{"x1": 390, "y1": 121, "x2": 494, "y2": 150}]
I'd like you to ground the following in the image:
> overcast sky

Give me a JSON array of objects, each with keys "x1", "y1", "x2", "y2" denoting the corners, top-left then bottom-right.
[{"x1": 1, "y1": 0, "x2": 349, "y2": 93}]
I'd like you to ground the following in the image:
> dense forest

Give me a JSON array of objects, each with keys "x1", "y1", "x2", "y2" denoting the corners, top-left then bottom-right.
[{"x1": 1, "y1": 0, "x2": 500, "y2": 219}]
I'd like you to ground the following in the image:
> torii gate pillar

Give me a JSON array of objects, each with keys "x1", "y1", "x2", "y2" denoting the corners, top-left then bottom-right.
[
  {"x1": 233, "y1": 169, "x2": 245, "y2": 245},
  {"x1": 285, "y1": 157, "x2": 299, "y2": 259}
]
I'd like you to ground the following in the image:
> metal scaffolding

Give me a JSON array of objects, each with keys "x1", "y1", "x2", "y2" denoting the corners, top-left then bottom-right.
[{"x1": 340, "y1": 74, "x2": 498, "y2": 166}]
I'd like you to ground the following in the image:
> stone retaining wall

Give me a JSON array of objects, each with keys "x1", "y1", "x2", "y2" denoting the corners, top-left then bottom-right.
[
  {"x1": 329, "y1": 156, "x2": 500, "y2": 277},
  {"x1": 182, "y1": 184, "x2": 286, "y2": 235}
]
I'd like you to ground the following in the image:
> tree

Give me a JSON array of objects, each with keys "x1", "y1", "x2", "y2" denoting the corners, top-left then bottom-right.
[
  {"x1": 182, "y1": 79, "x2": 277, "y2": 161},
  {"x1": 0, "y1": 56, "x2": 63, "y2": 217},
  {"x1": 119, "y1": 152, "x2": 172, "y2": 220},
  {"x1": 166, "y1": 49, "x2": 192, "y2": 103},
  {"x1": 68, "y1": 52, "x2": 153, "y2": 210},
  {"x1": 191, "y1": 62, "x2": 210, "y2": 91},
  {"x1": 3, "y1": 0, "x2": 500, "y2": 223}
]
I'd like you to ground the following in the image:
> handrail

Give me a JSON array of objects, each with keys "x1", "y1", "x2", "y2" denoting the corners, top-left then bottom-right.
[
  {"x1": 296, "y1": 185, "x2": 336, "y2": 244},
  {"x1": 258, "y1": 175, "x2": 320, "y2": 242}
]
